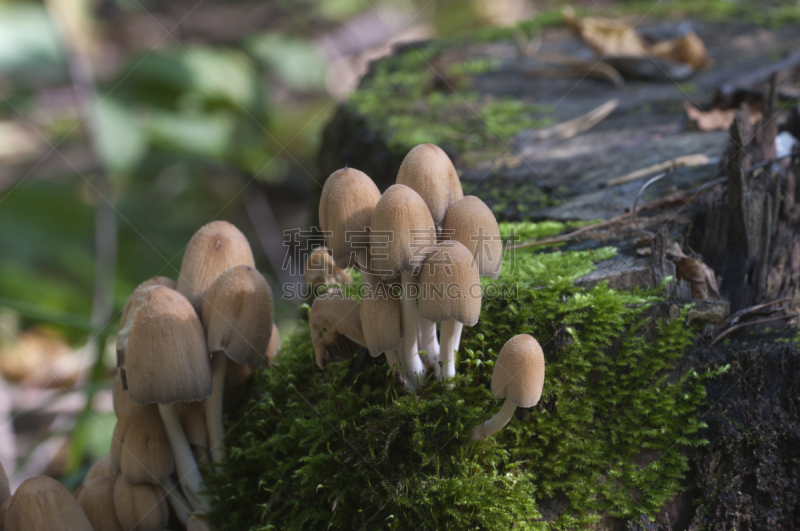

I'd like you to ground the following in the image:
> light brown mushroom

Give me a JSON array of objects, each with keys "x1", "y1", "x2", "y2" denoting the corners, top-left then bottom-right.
[
  {"x1": 360, "y1": 282, "x2": 405, "y2": 380},
  {"x1": 117, "y1": 276, "x2": 176, "y2": 387},
  {"x1": 319, "y1": 167, "x2": 381, "y2": 270},
  {"x1": 470, "y1": 334, "x2": 545, "y2": 441},
  {"x1": 0, "y1": 459, "x2": 9, "y2": 506},
  {"x1": 112, "y1": 370, "x2": 134, "y2": 418},
  {"x1": 442, "y1": 196, "x2": 502, "y2": 279},
  {"x1": 418, "y1": 240, "x2": 481, "y2": 380},
  {"x1": 113, "y1": 476, "x2": 169, "y2": 531},
  {"x1": 6, "y1": 476, "x2": 93, "y2": 531},
  {"x1": 202, "y1": 265, "x2": 273, "y2": 468},
  {"x1": 310, "y1": 289, "x2": 366, "y2": 370},
  {"x1": 176, "y1": 400, "x2": 209, "y2": 465},
  {"x1": 396, "y1": 143, "x2": 463, "y2": 227},
  {"x1": 111, "y1": 404, "x2": 174, "y2": 485},
  {"x1": 369, "y1": 184, "x2": 436, "y2": 388},
  {"x1": 77, "y1": 476, "x2": 124, "y2": 531},
  {"x1": 74, "y1": 453, "x2": 115, "y2": 499},
  {"x1": 176, "y1": 221, "x2": 255, "y2": 314},
  {"x1": 0, "y1": 497, "x2": 10, "y2": 531},
  {"x1": 124, "y1": 285, "x2": 212, "y2": 512}
]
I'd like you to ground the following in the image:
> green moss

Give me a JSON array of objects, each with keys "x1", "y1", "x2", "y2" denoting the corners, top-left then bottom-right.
[{"x1": 208, "y1": 222, "x2": 722, "y2": 530}]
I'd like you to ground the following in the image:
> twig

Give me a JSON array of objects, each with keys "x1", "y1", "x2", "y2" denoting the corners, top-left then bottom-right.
[
  {"x1": 526, "y1": 98, "x2": 619, "y2": 141},
  {"x1": 508, "y1": 211, "x2": 631, "y2": 250},
  {"x1": 710, "y1": 314, "x2": 794, "y2": 346},
  {"x1": 720, "y1": 297, "x2": 792, "y2": 328},
  {"x1": 631, "y1": 172, "x2": 666, "y2": 237},
  {"x1": 604, "y1": 153, "x2": 711, "y2": 187}
]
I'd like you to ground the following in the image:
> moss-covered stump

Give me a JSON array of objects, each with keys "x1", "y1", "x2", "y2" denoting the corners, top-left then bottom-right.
[{"x1": 207, "y1": 231, "x2": 726, "y2": 530}]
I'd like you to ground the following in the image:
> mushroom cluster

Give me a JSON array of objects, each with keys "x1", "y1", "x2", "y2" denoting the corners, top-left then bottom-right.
[{"x1": 311, "y1": 144, "x2": 509, "y2": 387}]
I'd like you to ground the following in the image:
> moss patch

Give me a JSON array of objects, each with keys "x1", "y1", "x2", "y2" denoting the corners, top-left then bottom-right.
[{"x1": 208, "y1": 222, "x2": 723, "y2": 530}]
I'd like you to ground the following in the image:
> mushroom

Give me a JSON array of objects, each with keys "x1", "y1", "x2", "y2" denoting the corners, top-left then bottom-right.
[
  {"x1": 470, "y1": 334, "x2": 545, "y2": 441},
  {"x1": 112, "y1": 370, "x2": 134, "y2": 418},
  {"x1": 5, "y1": 476, "x2": 93, "y2": 531},
  {"x1": 77, "y1": 476, "x2": 124, "y2": 531},
  {"x1": 176, "y1": 221, "x2": 255, "y2": 314},
  {"x1": 310, "y1": 289, "x2": 366, "y2": 370},
  {"x1": 74, "y1": 453, "x2": 115, "y2": 499},
  {"x1": 113, "y1": 476, "x2": 169, "y2": 531},
  {"x1": 396, "y1": 143, "x2": 463, "y2": 228},
  {"x1": 202, "y1": 265, "x2": 273, "y2": 468},
  {"x1": 442, "y1": 196, "x2": 502, "y2": 280},
  {"x1": 319, "y1": 167, "x2": 381, "y2": 270},
  {"x1": 110, "y1": 404, "x2": 174, "y2": 485},
  {"x1": 124, "y1": 285, "x2": 212, "y2": 512},
  {"x1": 305, "y1": 246, "x2": 352, "y2": 286},
  {"x1": 265, "y1": 322, "x2": 281, "y2": 365},
  {"x1": 0, "y1": 497, "x2": 10, "y2": 531},
  {"x1": 360, "y1": 282, "x2": 406, "y2": 384},
  {"x1": 418, "y1": 240, "x2": 481, "y2": 380},
  {"x1": 0, "y1": 459, "x2": 9, "y2": 506},
  {"x1": 117, "y1": 276, "x2": 176, "y2": 387},
  {"x1": 369, "y1": 184, "x2": 436, "y2": 387},
  {"x1": 176, "y1": 400, "x2": 209, "y2": 465}
]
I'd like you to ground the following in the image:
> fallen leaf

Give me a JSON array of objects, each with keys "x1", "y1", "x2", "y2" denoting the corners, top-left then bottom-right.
[
  {"x1": 563, "y1": 6, "x2": 646, "y2": 57},
  {"x1": 647, "y1": 30, "x2": 712, "y2": 70},
  {"x1": 672, "y1": 256, "x2": 722, "y2": 300},
  {"x1": 684, "y1": 101, "x2": 762, "y2": 132}
]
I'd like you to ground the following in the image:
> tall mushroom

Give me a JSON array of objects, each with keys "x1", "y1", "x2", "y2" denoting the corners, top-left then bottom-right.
[
  {"x1": 360, "y1": 281, "x2": 405, "y2": 385},
  {"x1": 310, "y1": 289, "x2": 366, "y2": 370},
  {"x1": 124, "y1": 285, "x2": 212, "y2": 512},
  {"x1": 418, "y1": 240, "x2": 481, "y2": 380},
  {"x1": 176, "y1": 220, "x2": 255, "y2": 314},
  {"x1": 202, "y1": 265, "x2": 273, "y2": 468},
  {"x1": 470, "y1": 334, "x2": 545, "y2": 441},
  {"x1": 370, "y1": 184, "x2": 436, "y2": 387}
]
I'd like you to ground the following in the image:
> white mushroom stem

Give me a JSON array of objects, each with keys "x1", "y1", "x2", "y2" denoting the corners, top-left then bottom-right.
[
  {"x1": 469, "y1": 399, "x2": 517, "y2": 441},
  {"x1": 161, "y1": 477, "x2": 191, "y2": 527},
  {"x1": 417, "y1": 314, "x2": 439, "y2": 373},
  {"x1": 439, "y1": 320, "x2": 463, "y2": 380},
  {"x1": 158, "y1": 403, "x2": 211, "y2": 513},
  {"x1": 384, "y1": 349, "x2": 402, "y2": 374},
  {"x1": 205, "y1": 351, "x2": 227, "y2": 470},
  {"x1": 400, "y1": 271, "x2": 425, "y2": 389}
]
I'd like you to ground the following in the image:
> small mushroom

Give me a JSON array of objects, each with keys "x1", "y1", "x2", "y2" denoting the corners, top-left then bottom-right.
[
  {"x1": 360, "y1": 282, "x2": 408, "y2": 385},
  {"x1": 176, "y1": 221, "x2": 255, "y2": 314},
  {"x1": 319, "y1": 167, "x2": 381, "y2": 270},
  {"x1": 110, "y1": 404, "x2": 174, "y2": 485},
  {"x1": 202, "y1": 264, "x2": 273, "y2": 468},
  {"x1": 470, "y1": 335, "x2": 545, "y2": 441},
  {"x1": 370, "y1": 184, "x2": 436, "y2": 388},
  {"x1": 442, "y1": 196, "x2": 502, "y2": 279},
  {"x1": 74, "y1": 453, "x2": 115, "y2": 499},
  {"x1": 124, "y1": 285, "x2": 212, "y2": 512},
  {"x1": 418, "y1": 240, "x2": 481, "y2": 380},
  {"x1": 113, "y1": 476, "x2": 169, "y2": 531},
  {"x1": 310, "y1": 289, "x2": 366, "y2": 370},
  {"x1": 77, "y1": 476, "x2": 124, "y2": 531},
  {"x1": 6, "y1": 476, "x2": 93, "y2": 531}
]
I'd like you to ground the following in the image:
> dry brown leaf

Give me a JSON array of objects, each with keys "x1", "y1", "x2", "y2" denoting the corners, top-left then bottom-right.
[
  {"x1": 684, "y1": 102, "x2": 762, "y2": 132},
  {"x1": 563, "y1": 7, "x2": 646, "y2": 57},
  {"x1": 673, "y1": 256, "x2": 722, "y2": 300},
  {"x1": 647, "y1": 30, "x2": 712, "y2": 70}
]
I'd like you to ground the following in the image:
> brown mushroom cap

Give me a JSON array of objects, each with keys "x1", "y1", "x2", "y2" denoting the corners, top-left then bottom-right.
[
  {"x1": 117, "y1": 277, "x2": 176, "y2": 384},
  {"x1": 6, "y1": 476, "x2": 93, "y2": 531},
  {"x1": 369, "y1": 184, "x2": 436, "y2": 279},
  {"x1": 310, "y1": 289, "x2": 366, "y2": 369},
  {"x1": 491, "y1": 334, "x2": 545, "y2": 408},
  {"x1": 113, "y1": 476, "x2": 168, "y2": 531},
  {"x1": 319, "y1": 168, "x2": 381, "y2": 269},
  {"x1": 202, "y1": 265, "x2": 274, "y2": 369},
  {"x1": 175, "y1": 400, "x2": 209, "y2": 458},
  {"x1": 177, "y1": 221, "x2": 255, "y2": 314},
  {"x1": 417, "y1": 240, "x2": 481, "y2": 326},
  {"x1": 125, "y1": 285, "x2": 212, "y2": 405},
  {"x1": 442, "y1": 195, "x2": 502, "y2": 279},
  {"x1": 360, "y1": 283, "x2": 402, "y2": 357},
  {"x1": 0, "y1": 497, "x2": 10, "y2": 531},
  {"x1": 77, "y1": 476, "x2": 124, "y2": 531},
  {"x1": 112, "y1": 371, "x2": 133, "y2": 418},
  {"x1": 111, "y1": 404, "x2": 174, "y2": 484},
  {"x1": 396, "y1": 143, "x2": 463, "y2": 227}
]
